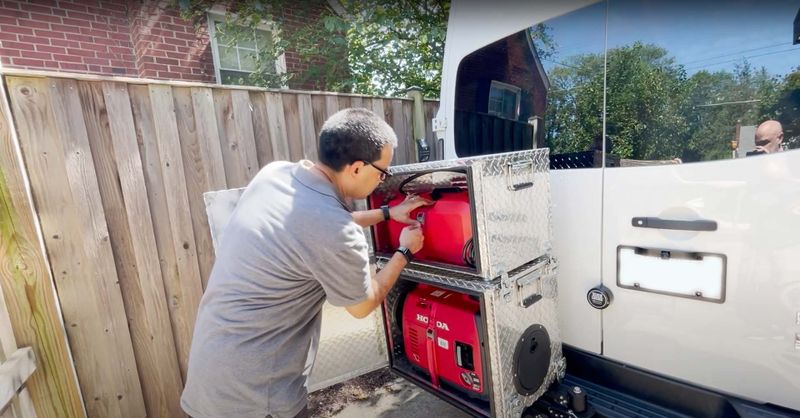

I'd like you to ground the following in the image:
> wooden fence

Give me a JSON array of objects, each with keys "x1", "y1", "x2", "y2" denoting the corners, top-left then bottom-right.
[{"x1": 0, "y1": 70, "x2": 439, "y2": 417}]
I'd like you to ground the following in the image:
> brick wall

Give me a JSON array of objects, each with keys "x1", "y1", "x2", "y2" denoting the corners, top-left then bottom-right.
[
  {"x1": 0, "y1": 0, "x2": 340, "y2": 87},
  {"x1": 128, "y1": 0, "x2": 214, "y2": 82},
  {"x1": 0, "y1": 0, "x2": 136, "y2": 76}
]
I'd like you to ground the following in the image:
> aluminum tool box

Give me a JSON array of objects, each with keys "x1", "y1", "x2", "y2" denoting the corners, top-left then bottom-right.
[
  {"x1": 381, "y1": 256, "x2": 564, "y2": 418},
  {"x1": 369, "y1": 149, "x2": 552, "y2": 280}
]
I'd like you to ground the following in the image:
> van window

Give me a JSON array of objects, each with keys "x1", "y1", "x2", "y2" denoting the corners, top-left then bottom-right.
[
  {"x1": 453, "y1": 2, "x2": 609, "y2": 169},
  {"x1": 603, "y1": 0, "x2": 800, "y2": 167}
]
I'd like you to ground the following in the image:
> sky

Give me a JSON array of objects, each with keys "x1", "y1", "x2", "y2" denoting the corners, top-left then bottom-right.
[{"x1": 539, "y1": 0, "x2": 800, "y2": 78}]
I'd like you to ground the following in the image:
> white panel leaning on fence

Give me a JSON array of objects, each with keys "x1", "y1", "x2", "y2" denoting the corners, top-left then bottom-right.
[
  {"x1": 203, "y1": 188, "x2": 388, "y2": 391},
  {"x1": 0, "y1": 281, "x2": 37, "y2": 418}
]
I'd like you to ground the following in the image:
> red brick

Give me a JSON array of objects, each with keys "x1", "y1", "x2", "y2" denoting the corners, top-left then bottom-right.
[
  {"x1": 51, "y1": 38, "x2": 79, "y2": 48},
  {"x1": 51, "y1": 8, "x2": 65, "y2": 17},
  {"x1": 66, "y1": 48, "x2": 95, "y2": 57},
  {"x1": 160, "y1": 22, "x2": 184, "y2": 32},
  {"x1": 79, "y1": 27, "x2": 108, "y2": 38},
  {"x1": 64, "y1": 33, "x2": 93, "y2": 43},
  {"x1": 29, "y1": 12, "x2": 62, "y2": 24},
  {"x1": 109, "y1": 17, "x2": 126, "y2": 26},
  {"x1": 35, "y1": 44, "x2": 65, "y2": 54},
  {"x1": 93, "y1": 37, "x2": 118, "y2": 47},
  {"x1": 0, "y1": 15, "x2": 16, "y2": 25},
  {"x1": 108, "y1": 59, "x2": 130, "y2": 67},
  {"x1": 17, "y1": 18, "x2": 50, "y2": 30},
  {"x1": 87, "y1": 64, "x2": 101, "y2": 72},
  {"x1": 154, "y1": 56, "x2": 178, "y2": 65},
  {"x1": 0, "y1": 47, "x2": 21, "y2": 56},
  {"x1": 157, "y1": 71, "x2": 180, "y2": 78},
  {"x1": 108, "y1": 45, "x2": 129, "y2": 54},
  {"x1": 109, "y1": 32, "x2": 128, "y2": 42},
  {"x1": 33, "y1": 29, "x2": 65, "y2": 39},
  {"x1": 116, "y1": 40, "x2": 132, "y2": 49},
  {"x1": 0, "y1": 56, "x2": 10, "y2": 65},
  {"x1": 162, "y1": 37, "x2": 186, "y2": 47},
  {"x1": 1, "y1": 24, "x2": 32, "y2": 35},
  {"x1": 52, "y1": 53, "x2": 84, "y2": 63},
  {"x1": 26, "y1": 4, "x2": 55, "y2": 15},
  {"x1": 83, "y1": 57, "x2": 109, "y2": 66},
  {"x1": 22, "y1": 50, "x2": 50, "y2": 60},
  {"x1": 66, "y1": 11, "x2": 93, "y2": 21},
  {"x1": 18, "y1": 34, "x2": 49, "y2": 44},
  {"x1": 0, "y1": 40, "x2": 33, "y2": 50},
  {"x1": 78, "y1": 43, "x2": 107, "y2": 52},
  {"x1": 43, "y1": 59, "x2": 58, "y2": 68},
  {"x1": 13, "y1": 57, "x2": 44, "y2": 66},
  {"x1": 142, "y1": 62, "x2": 168, "y2": 72},
  {"x1": 51, "y1": 23, "x2": 81, "y2": 34},
  {"x1": 172, "y1": 31, "x2": 199, "y2": 42},
  {"x1": 59, "y1": 62, "x2": 88, "y2": 71},
  {"x1": 90, "y1": 21, "x2": 112, "y2": 31},
  {"x1": 0, "y1": 8, "x2": 28, "y2": 19},
  {"x1": 58, "y1": 3, "x2": 88, "y2": 13},
  {"x1": 95, "y1": 51, "x2": 117, "y2": 59},
  {"x1": 61, "y1": 17, "x2": 91, "y2": 27},
  {"x1": 152, "y1": 42, "x2": 176, "y2": 52}
]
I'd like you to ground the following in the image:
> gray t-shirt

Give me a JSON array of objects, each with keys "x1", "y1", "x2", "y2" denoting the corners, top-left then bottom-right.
[{"x1": 181, "y1": 161, "x2": 371, "y2": 418}]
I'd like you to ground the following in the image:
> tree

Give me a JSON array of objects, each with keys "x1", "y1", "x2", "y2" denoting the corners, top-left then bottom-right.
[{"x1": 177, "y1": 0, "x2": 449, "y2": 96}]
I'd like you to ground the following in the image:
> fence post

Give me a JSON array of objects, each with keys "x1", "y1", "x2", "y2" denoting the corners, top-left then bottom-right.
[{"x1": 406, "y1": 87, "x2": 428, "y2": 162}]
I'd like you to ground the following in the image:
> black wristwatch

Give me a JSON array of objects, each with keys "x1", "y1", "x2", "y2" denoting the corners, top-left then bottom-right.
[
  {"x1": 380, "y1": 205, "x2": 391, "y2": 221},
  {"x1": 396, "y1": 246, "x2": 413, "y2": 263}
]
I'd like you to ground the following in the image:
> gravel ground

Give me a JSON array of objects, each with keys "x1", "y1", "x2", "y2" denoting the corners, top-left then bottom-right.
[{"x1": 309, "y1": 368, "x2": 470, "y2": 418}]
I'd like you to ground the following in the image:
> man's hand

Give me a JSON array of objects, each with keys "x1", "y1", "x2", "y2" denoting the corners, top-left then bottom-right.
[
  {"x1": 389, "y1": 194, "x2": 433, "y2": 225},
  {"x1": 399, "y1": 224, "x2": 424, "y2": 253}
]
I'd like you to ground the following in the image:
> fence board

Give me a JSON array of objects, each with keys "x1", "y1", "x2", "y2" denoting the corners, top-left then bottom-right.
[
  {"x1": 147, "y1": 85, "x2": 204, "y2": 380},
  {"x1": 213, "y1": 90, "x2": 259, "y2": 188},
  {"x1": 282, "y1": 94, "x2": 303, "y2": 161},
  {"x1": 325, "y1": 95, "x2": 339, "y2": 118},
  {"x1": 349, "y1": 96, "x2": 364, "y2": 109},
  {"x1": 310, "y1": 95, "x2": 327, "y2": 141},
  {"x1": 249, "y1": 92, "x2": 274, "y2": 167},
  {"x1": 0, "y1": 77, "x2": 83, "y2": 418},
  {"x1": 337, "y1": 96, "x2": 351, "y2": 110},
  {"x1": 264, "y1": 92, "x2": 290, "y2": 161},
  {"x1": 297, "y1": 94, "x2": 317, "y2": 161},
  {"x1": 183, "y1": 88, "x2": 228, "y2": 288},
  {"x1": 8, "y1": 76, "x2": 145, "y2": 417},
  {"x1": 85, "y1": 81, "x2": 185, "y2": 417}
]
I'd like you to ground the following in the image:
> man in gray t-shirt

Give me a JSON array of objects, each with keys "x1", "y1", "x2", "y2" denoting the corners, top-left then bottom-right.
[{"x1": 181, "y1": 108, "x2": 428, "y2": 418}]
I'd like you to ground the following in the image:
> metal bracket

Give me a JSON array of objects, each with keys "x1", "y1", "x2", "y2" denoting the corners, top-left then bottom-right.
[{"x1": 500, "y1": 270, "x2": 513, "y2": 303}]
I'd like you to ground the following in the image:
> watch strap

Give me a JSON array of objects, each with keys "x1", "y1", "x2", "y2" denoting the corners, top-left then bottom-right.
[
  {"x1": 381, "y1": 205, "x2": 391, "y2": 221},
  {"x1": 396, "y1": 246, "x2": 413, "y2": 263}
]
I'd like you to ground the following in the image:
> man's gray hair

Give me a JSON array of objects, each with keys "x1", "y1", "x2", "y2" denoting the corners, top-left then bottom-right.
[{"x1": 318, "y1": 108, "x2": 398, "y2": 171}]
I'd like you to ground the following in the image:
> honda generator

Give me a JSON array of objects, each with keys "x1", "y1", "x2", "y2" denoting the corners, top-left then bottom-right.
[{"x1": 401, "y1": 284, "x2": 488, "y2": 399}]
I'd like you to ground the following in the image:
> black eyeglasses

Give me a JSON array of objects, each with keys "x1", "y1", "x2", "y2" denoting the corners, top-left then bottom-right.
[{"x1": 362, "y1": 160, "x2": 392, "y2": 181}]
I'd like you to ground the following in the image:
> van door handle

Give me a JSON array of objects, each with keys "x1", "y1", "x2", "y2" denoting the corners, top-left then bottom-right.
[{"x1": 632, "y1": 217, "x2": 717, "y2": 231}]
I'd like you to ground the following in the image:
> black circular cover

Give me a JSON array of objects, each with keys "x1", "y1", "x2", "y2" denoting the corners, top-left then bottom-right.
[{"x1": 512, "y1": 324, "x2": 552, "y2": 395}]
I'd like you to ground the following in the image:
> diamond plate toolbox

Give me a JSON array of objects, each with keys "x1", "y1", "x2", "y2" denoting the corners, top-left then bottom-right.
[
  {"x1": 369, "y1": 149, "x2": 551, "y2": 281},
  {"x1": 381, "y1": 256, "x2": 563, "y2": 418}
]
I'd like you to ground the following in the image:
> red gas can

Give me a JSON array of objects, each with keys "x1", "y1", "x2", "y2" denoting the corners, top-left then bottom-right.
[
  {"x1": 402, "y1": 284, "x2": 487, "y2": 398},
  {"x1": 386, "y1": 191, "x2": 473, "y2": 266}
]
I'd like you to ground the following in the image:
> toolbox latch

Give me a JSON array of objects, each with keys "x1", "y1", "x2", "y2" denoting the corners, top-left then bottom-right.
[{"x1": 505, "y1": 159, "x2": 535, "y2": 191}]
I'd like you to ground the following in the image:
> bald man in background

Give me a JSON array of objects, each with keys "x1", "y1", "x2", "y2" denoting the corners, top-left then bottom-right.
[{"x1": 750, "y1": 120, "x2": 784, "y2": 155}]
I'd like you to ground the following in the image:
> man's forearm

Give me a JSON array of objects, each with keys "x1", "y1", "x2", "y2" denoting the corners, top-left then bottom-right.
[
  {"x1": 352, "y1": 208, "x2": 385, "y2": 228},
  {"x1": 369, "y1": 252, "x2": 407, "y2": 304}
]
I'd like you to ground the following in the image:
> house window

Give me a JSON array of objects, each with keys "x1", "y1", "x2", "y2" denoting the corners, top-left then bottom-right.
[
  {"x1": 208, "y1": 14, "x2": 286, "y2": 86},
  {"x1": 488, "y1": 81, "x2": 521, "y2": 120}
]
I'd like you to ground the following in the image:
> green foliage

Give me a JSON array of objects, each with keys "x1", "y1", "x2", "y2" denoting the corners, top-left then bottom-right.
[
  {"x1": 176, "y1": 0, "x2": 449, "y2": 96},
  {"x1": 546, "y1": 42, "x2": 795, "y2": 162}
]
